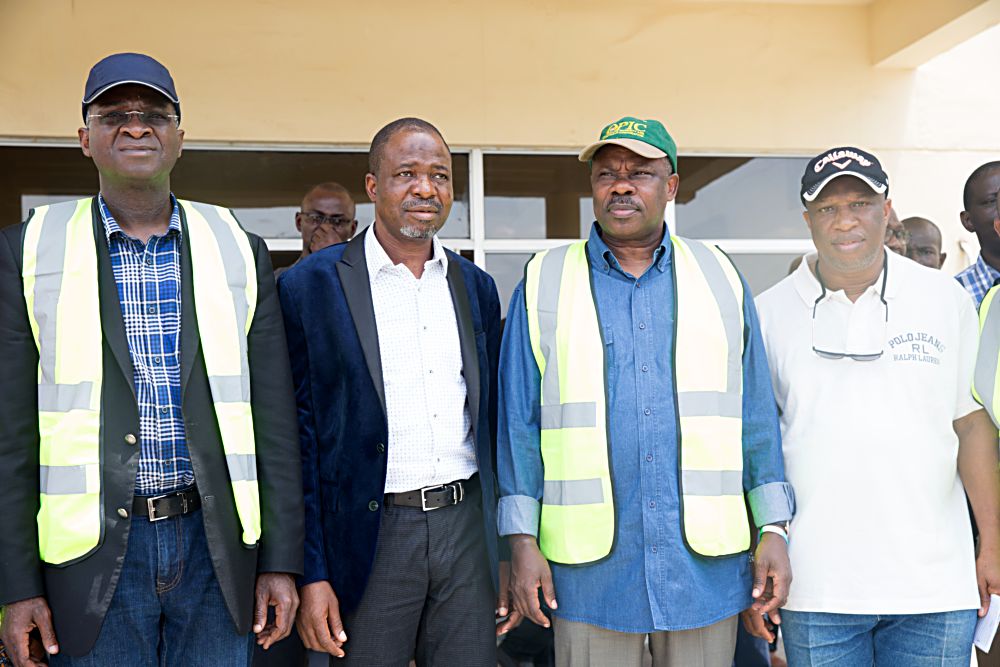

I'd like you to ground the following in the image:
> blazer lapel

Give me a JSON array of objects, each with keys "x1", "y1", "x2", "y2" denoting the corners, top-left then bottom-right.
[
  {"x1": 336, "y1": 229, "x2": 387, "y2": 419},
  {"x1": 92, "y1": 200, "x2": 135, "y2": 396},
  {"x1": 178, "y1": 209, "x2": 200, "y2": 394},
  {"x1": 447, "y1": 256, "x2": 481, "y2": 443}
]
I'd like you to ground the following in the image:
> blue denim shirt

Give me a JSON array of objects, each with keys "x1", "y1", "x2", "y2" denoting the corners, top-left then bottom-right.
[{"x1": 498, "y1": 223, "x2": 794, "y2": 633}]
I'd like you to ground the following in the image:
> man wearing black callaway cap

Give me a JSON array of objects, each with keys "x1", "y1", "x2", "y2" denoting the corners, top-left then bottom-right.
[
  {"x1": 0, "y1": 53, "x2": 304, "y2": 666},
  {"x1": 756, "y1": 147, "x2": 1000, "y2": 666}
]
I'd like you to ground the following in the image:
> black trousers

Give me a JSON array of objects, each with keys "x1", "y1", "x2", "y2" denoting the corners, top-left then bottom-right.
[{"x1": 328, "y1": 475, "x2": 496, "y2": 667}]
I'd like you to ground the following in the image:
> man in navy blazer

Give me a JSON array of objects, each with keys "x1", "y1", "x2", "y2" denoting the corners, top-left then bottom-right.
[{"x1": 278, "y1": 118, "x2": 513, "y2": 665}]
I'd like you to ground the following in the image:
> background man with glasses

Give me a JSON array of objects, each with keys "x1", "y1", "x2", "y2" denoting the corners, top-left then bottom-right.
[
  {"x1": 275, "y1": 182, "x2": 357, "y2": 279},
  {"x1": 0, "y1": 53, "x2": 304, "y2": 666},
  {"x1": 756, "y1": 147, "x2": 1000, "y2": 666}
]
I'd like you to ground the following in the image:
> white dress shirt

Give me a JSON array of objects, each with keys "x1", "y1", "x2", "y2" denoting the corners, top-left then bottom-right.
[{"x1": 365, "y1": 225, "x2": 478, "y2": 493}]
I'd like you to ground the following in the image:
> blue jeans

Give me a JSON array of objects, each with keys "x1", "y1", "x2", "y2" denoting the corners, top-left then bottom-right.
[
  {"x1": 781, "y1": 609, "x2": 976, "y2": 667},
  {"x1": 51, "y1": 507, "x2": 253, "y2": 667}
]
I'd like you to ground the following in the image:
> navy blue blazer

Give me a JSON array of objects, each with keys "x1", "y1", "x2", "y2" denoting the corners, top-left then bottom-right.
[{"x1": 277, "y1": 228, "x2": 502, "y2": 614}]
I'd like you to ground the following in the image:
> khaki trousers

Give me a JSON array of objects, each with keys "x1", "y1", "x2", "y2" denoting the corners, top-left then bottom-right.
[{"x1": 553, "y1": 614, "x2": 739, "y2": 667}]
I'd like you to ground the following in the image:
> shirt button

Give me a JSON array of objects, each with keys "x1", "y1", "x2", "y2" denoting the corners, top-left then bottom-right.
[
  {"x1": 147, "y1": 306, "x2": 156, "y2": 314},
  {"x1": 159, "y1": 407, "x2": 168, "y2": 414},
  {"x1": 153, "y1": 358, "x2": 162, "y2": 365},
  {"x1": 651, "y1": 545, "x2": 658, "y2": 553},
  {"x1": 641, "y1": 364, "x2": 649, "y2": 372},
  {"x1": 124, "y1": 433, "x2": 138, "y2": 445},
  {"x1": 376, "y1": 442, "x2": 385, "y2": 453},
  {"x1": 145, "y1": 258, "x2": 152, "y2": 266},
  {"x1": 117, "y1": 508, "x2": 129, "y2": 519},
  {"x1": 644, "y1": 408, "x2": 651, "y2": 416},
  {"x1": 368, "y1": 500, "x2": 379, "y2": 512},
  {"x1": 646, "y1": 454, "x2": 653, "y2": 462},
  {"x1": 639, "y1": 322, "x2": 646, "y2": 330},
  {"x1": 428, "y1": 369, "x2": 434, "y2": 374},
  {"x1": 649, "y1": 501, "x2": 656, "y2": 508}
]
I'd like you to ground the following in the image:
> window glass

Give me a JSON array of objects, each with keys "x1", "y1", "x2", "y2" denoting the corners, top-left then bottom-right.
[
  {"x1": 728, "y1": 253, "x2": 804, "y2": 295},
  {"x1": 485, "y1": 252, "x2": 532, "y2": 319},
  {"x1": 484, "y1": 154, "x2": 590, "y2": 239},
  {"x1": 675, "y1": 157, "x2": 810, "y2": 240}
]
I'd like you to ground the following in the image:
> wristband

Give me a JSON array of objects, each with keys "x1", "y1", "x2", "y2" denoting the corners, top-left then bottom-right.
[{"x1": 759, "y1": 524, "x2": 789, "y2": 544}]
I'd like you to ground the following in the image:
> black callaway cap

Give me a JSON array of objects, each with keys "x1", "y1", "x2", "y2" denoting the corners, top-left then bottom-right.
[
  {"x1": 801, "y1": 147, "x2": 888, "y2": 202},
  {"x1": 82, "y1": 53, "x2": 180, "y2": 122}
]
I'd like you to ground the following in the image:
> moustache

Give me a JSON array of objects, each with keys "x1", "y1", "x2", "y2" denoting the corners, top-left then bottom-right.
[
  {"x1": 607, "y1": 196, "x2": 641, "y2": 211},
  {"x1": 402, "y1": 199, "x2": 443, "y2": 213}
]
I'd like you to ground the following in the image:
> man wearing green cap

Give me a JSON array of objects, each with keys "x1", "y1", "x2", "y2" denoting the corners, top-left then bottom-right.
[{"x1": 497, "y1": 117, "x2": 793, "y2": 666}]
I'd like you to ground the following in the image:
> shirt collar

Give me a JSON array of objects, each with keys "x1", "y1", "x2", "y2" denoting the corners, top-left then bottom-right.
[
  {"x1": 792, "y1": 246, "x2": 901, "y2": 306},
  {"x1": 99, "y1": 193, "x2": 181, "y2": 242},
  {"x1": 973, "y1": 253, "x2": 1000, "y2": 285},
  {"x1": 364, "y1": 222, "x2": 448, "y2": 282},
  {"x1": 585, "y1": 221, "x2": 671, "y2": 276}
]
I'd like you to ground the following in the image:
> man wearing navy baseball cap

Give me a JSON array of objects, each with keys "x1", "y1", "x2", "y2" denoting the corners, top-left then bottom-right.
[
  {"x1": 755, "y1": 147, "x2": 1000, "y2": 666},
  {"x1": 0, "y1": 53, "x2": 304, "y2": 666}
]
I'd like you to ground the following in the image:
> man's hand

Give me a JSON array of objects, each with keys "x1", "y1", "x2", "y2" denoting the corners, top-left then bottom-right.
[
  {"x1": 253, "y1": 573, "x2": 299, "y2": 650},
  {"x1": 308, "y1": 225, "x2": 338, "y2": 255},
  {"x1": 750, "y1": 532, "x2": 791, "y2": 618},
  {"x1": 509, "y1": 535, "x2": 557, "y2": 628},
  {"x1": 740, "y1": 608, "x2": 777, "y2": 643},
  {"x1": 0, "y1": 596, "x2": 58, "y2": 667},
  {"x1": 496, "y1": 560, "x2": 524, "y2": 636},
  {"x1": 296, "y1": 581, "x2": 347, "y2": 658},
  {"x1": 977, "y1": 542, "x2": 1000, "y2": 617}
]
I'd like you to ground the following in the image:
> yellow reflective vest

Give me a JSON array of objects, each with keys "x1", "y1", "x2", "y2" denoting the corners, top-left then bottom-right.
[
  {"x1": 22, "y1": 197, "x2": 261, "y2": 565},
  {"x1": 974, "y1": 285, "x2": 1000, "y2": 428},
  {"x1": 524, "y1": 237, "x2": 750, "y2": 564}
]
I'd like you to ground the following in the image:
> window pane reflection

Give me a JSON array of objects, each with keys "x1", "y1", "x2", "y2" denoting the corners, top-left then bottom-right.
[
  {"x1": 730, "y1": 253, "x2": 803, "y2": 295},
  {"x1": 486, "y1": 253, "x2": 532, "y2": 319},
  {"x1": 676, "y1": 158, "x2": 810, "y2": 240},
  {"x1": 484, "y1": 155, "x2": 591, "y2": 240}
]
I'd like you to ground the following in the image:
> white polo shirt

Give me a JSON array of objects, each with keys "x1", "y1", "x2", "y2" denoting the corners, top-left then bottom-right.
[{"x1": 756, "y1": 249, "x2": 982, "y2": 614}]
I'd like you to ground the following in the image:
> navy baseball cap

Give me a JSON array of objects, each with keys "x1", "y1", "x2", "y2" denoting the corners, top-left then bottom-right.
[
  {"x1": 801, "y1": 147, "x2": 888, "y2": 203},
  {"x1": 82, "y1": 53, "x2": 180, "y2": 122}
]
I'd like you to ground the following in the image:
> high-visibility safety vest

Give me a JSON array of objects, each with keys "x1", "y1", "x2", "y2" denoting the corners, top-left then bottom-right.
[
  {"x1": 974, "y1": 285, "x2": 1000, "y2": 428},
  {"x1": 524, "y1": 237, "x2": 750, "y2": 564},
  {"x1": 22, "y1": 197, "x2": 261, "y2": 565}
]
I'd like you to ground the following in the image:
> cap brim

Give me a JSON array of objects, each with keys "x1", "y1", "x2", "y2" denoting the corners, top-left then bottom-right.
[
  {"x1": 802, "y1": 171, "x2": 887, "y2": 202},
  {"x1": 83, "y1": 80, "x2": 179, "y2": 104},
  {"x1": 578, "y1": 138, "x2": 666, "y2": 162}
]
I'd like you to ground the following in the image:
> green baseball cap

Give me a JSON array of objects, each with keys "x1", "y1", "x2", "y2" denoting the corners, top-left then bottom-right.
[{"x1": 578, "y1": 116, "x2": 678, "y2": 172}]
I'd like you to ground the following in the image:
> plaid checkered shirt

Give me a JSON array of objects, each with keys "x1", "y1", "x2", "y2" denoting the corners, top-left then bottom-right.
[
  {"x1": 99, "y1": 194, "x2": 192, "y2": 495},
  {"x1": 955, "y1": 253, "x2": 1000, "y2": 307}
]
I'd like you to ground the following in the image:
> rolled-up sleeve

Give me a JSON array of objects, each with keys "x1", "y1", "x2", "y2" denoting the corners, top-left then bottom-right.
[
  {"x1": 740, "y1": 277, "x2": 795, "y2": 527},
  {"x1": 497, "y1": 282, "x2": 545, "y2": 537}
]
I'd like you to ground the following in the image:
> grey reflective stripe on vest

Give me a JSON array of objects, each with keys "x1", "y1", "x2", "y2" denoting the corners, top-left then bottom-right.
[
  {"x1": 677, "y1": 391, "x2": 741, "y2": 418},
  {"x1": 682, "y1": 470, "x2": 742, "y2": 496},
  {"x1": 226, "y1": 453, "x2": 258, "y2": 482},
  {"x1": 188, "y1": 203, "x2": 252, "y2": 403},
  {"x1": 535, "y1": 245, "x2": 573, "y2": 429},
  {"x1": 209, "y1": 375, "x2": 250, "y2": 403},
  {"x1": 543, "y1": 478, "x2": 604, "y2": 505},
  {"x1": 678, "y1": 241, "x2": 743, "y2": 415},
  {"x1": 977, "y1": 292, "x2": 1000, "y2": 424},
  {"x1": 39, "y1": 464, "x2": 89, "y2": 495},
  {"x1": 33, "y1": 200, "x2": 95, "y2": 412},
  {"x1": 540, "y1": 401, "x2": 597, "y2": 429}
]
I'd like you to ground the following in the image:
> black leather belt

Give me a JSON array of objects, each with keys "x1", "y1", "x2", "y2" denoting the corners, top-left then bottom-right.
[
  {"x1": 385, "y1": 481, "x2": 466, "y2": 511},
  {"x1": 133, "y1": 487, "x2": 201, "y2": 522}
]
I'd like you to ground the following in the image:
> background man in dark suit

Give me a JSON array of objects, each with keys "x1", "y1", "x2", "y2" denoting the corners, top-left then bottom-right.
[
  {"x1": 0, "y1": 53, "x2": 304, "y2": 666},
  {"x1": 279, "y1": 117, "x2": 516, "y2": 666}
]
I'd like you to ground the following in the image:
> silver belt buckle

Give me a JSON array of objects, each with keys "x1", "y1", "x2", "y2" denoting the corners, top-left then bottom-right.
[
  {"x1": 420, "y1": 482, "x2": 464, "y2": 511},
  {"x1": 147, "y1": 493, "x2": 170, "y2": 522}
]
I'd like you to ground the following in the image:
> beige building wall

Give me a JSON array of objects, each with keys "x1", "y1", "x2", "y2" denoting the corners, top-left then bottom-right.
[{"x1": 2, "y1": 0, "x2": 999, "y2": 269}]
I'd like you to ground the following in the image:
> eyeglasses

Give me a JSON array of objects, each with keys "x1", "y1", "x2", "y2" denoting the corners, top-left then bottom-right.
[
  {"x1": 299, "y1": 211, "x2": 354, "y2": 227},
  {"x1": 86, "y1": 111, "x2": 180, "y2": 129},
  {"x1": 811, "y1": 256, "x2": 889, "y2": 361}
]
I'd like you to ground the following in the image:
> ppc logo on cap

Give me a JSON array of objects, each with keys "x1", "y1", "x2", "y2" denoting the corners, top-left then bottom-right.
[
  {"x1": 801, "y1": 146, "x2": 888, "y2": 203},
  {"x1": 578, "y1": 116, "x2": 678, "y2": 173}
]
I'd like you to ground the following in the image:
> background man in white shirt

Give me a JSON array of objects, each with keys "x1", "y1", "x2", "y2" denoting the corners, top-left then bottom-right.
[{"x1": 755, "y1": 147, "x2": 1000, "y2": 666}]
